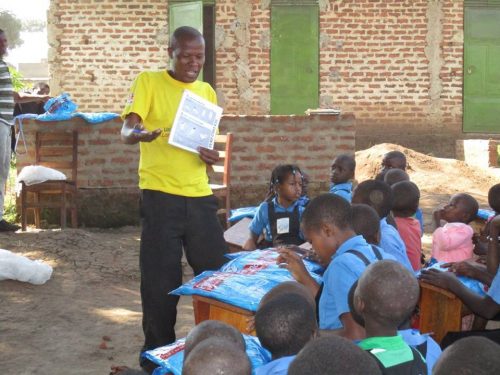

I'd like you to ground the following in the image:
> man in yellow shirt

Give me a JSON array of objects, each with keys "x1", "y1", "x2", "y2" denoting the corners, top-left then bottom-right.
[{"x1": 121, "y1": 26, "x2": 227, "y2": 372}]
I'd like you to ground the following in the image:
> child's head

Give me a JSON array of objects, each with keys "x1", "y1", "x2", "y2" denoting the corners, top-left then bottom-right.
[
  {"x1": 433, "y1": 336, "x2": 500, "y2": 375},
  {"x1": 268, "y1": 164, "x2": 303, "y2": 205},
  {"x1": 258, "y1": 281, "x2": 315, "y2": 310},
  {"x1": 383, "y1": 168, "x2": 409, "y2": 186},
  {"x1": 352, "y1": 179, "x2": 393, "y2": 219},
  {"x1": 354, "y1": 260, "x2": 419, "y2": 331},
  {"x1": 301, "y1": 194, "x2": 354, "y2": 265},
  {"x1": 288, "y1": 336, "x2": 382, "y2": 375},
  {"x1": 330, "y1": 153, "x2": 356, "y2": 185},
  {"x1": 184, "y1": 320, "x2": 245, "y2": 360},
  {"x1": 381, "y1": 150, "x2": 407, "y2": 171},
  {"x1": 255, "y1": 293, "x2": 317, "y2": 359},
  {"x1": 391, "y1": 181, "x2": 420, "y2": 217},
  {"x1": 351, "y1": 204, "x2": 381, "y2": 245},
  {"x1": 441, "y1": 193, "x2": 479, "y2": 224},
  {"x1": 182, "y1": 337, "x2": 251, "y2": 375},
  {"x1": 488, "y1": 183, "x2": 500, "y2": 213}
]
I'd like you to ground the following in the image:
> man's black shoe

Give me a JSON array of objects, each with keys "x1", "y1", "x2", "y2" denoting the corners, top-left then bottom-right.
[{"x1": 0, "y1": 219, "x2": 20, "y2": 232}]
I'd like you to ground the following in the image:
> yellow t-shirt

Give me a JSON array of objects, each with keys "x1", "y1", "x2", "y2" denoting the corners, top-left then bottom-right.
[{"x1": 122, "y1": 71, "x2": 217, "y2": 197}]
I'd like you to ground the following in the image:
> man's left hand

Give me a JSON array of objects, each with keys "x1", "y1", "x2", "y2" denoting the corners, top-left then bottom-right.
[{"x1": 198, "y1": 147, "x2": 219, "y2": 165}]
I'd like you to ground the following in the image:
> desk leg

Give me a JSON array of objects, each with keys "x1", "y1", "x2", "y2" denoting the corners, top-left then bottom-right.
[{"x1": 192, "y1": 298, "x2": 211, "y2": 324}]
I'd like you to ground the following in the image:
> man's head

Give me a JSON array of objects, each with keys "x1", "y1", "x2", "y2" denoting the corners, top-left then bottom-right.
[
  {"x1": 330, "y1": 153, "x2": 356, "y2": 185},
  {"x1": 255, "y1": 293, "x2": 317, "y2": 359},
  {"x1": 168, "y1": 26, "x2": 205, "y2": 83},
  {"x1": 384, "y1": 168, "x2": 409, "y2": 186},
  {"x1": 434, "y1": 336, "x2": 500, "y2": 375},
  {"x1": 33, "y1": 82, "x2": 50, "y2": 95},
  {"x1": 488, "y1": 183, "x2": 500, "y2": 213},
  {"x1": 391, "y1": 181, "x2": 420, "y2": 217},
  {"x1": 288, "y1": 336, "x2": 382, "y2": 375},
  {"x1": 351, "y1": 204, "x2": 381, "y2": 245},
  {"x1": 184, "y1": 320, "x2": 245, "y2": 360},
  {"x1": 381, "y1": 151, "x2": 407, "y2": 172},
  {"x1": 352, "y1": 179, "x2": 393, "y2": 219},
  {"x1": 0, "y1": 29, "x2": 7, "y2": 58},
  {"x1": 182, "y1": 337, "x2": 251, "y2": 375},
  {"x1": 301, "y1": 194, "x2": 354, "y2": 265},
  {"x1": 354, "y1": 260, "x2": 419, "y2": 330}
]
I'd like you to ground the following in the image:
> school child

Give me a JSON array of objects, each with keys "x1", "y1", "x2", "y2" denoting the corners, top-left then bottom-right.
[
  {"x1": 392, "y1": 181, "x2": 423, "y2": 270},
  {"x1": 376, "y1": 150, "x2": 407, "y2": 181},
  {"x1": 183, "y1": 320, "x2": 245, "y2": 360},
  {"x1": 288, "y1": 336, "x2": 382, "y2": 375},
  {"x1": 254, "y1": 293, "x2": 318, "y2": 375},
  {"x1": 420, "y1": 215, "x2": 500, "y2": 346},
  {"x1": 329, "y1": 153, "x2": 356, "y2": 202},
  {"x1": 243, "y1": 165, "x2": 305, "y2": 250},
  {"x1": 474, "y1": 183, "x2": 500, "y2": 256},
  {"x1": 352, "y1": 179, "x2": 414, "y2": 271},
  {"x1": 182, "y1": 337, "x2": 251, "y2": 375},
  {"x1": 384, "y1": 168, "x2": 424, "y2": 233},
  {"x1": 277, "y1": 194, "x2": 395, "y2": 340},
  {"x1": 352, "y1": 203, "x2": 382, "y2": 246},
  {"x1": 354, "y1": 260, "x2": 427, "y2": 374},
  {"x1": 433, "y1": 336, "x2": 500, "y2": 375},
  {"x1": 431, "y1": 193, "x2": 478, "y2": 263}
]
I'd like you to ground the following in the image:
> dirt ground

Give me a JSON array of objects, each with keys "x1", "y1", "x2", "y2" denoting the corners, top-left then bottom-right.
[{"x1": 1, "y1": 143, "x2": 499, "y2": 375}]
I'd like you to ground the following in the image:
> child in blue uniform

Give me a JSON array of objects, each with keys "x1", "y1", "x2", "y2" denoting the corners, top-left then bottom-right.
[
  {"x1": 329, "y1": 153, "x2": 355, "y2": 203},
  {"x1": 243, "y1": 165, "x2": 305, "y2": 250}
]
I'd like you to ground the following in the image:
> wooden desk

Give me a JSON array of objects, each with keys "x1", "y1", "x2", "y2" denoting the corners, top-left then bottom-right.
[
  {"x1": 192, "y1": 295, "x2": 256, "y2": 335},
  {"x1": 418, "y1": 281, "x2": 469, "y2": 343}
]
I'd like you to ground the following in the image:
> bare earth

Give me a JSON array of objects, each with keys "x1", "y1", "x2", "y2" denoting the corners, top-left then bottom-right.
[{"x1": 1, "y1": 143, "x2": 499, "y2": 375}]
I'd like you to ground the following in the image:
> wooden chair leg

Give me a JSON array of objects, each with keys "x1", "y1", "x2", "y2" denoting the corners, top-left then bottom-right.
[
  {"x1": 225, "y1": 192, "x2": 231, "y2": 228},
  {"x1": 34, "y1": 192, "x2": 40, "y2": 228},
  {"x1": 70, "y1": 192, "x2": 77, "y2": 228},
  {"x1": 21, "y1": 185, "x2": 27, "y2": 231},
  {"x1": 60, "y1": 185, "x2": 67, "y2": 229}
]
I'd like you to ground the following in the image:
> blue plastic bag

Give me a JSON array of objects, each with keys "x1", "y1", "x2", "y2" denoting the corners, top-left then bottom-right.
[
  {"x1": 477, "y1": 208, "x2": 495, "y2": 221},
  {"x1": 229, "y1": 207, "x2": 258, "y2": 223},
  {"x1": 143, "y1": 335, "x2": 271, "y2": 375}
]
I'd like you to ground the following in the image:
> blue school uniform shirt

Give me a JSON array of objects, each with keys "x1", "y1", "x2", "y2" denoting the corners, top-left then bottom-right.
[
  {"x1": 329, "y1": 182, "x2": 352, "y2": 203},
  {"x1": 379, "y1": 217, "x2": 414, "y2": 272},
  {"x1": 414, "y1": 208, "x2": 424, "y2": 235},
  {"x1": 488, "y1": 268, "x2": 500, "y2": 304},
  {"x1": 319, "y1": 235, "x2": 396, "y2": 329},
  {"x1": 248, "y1": 197, "x2": 305, "y2": 242},
  {"x1": 399, "y1": 328, "x2": 442, "y2": 375},
  {"x1": 255, "y1": 355, "x2": 295, "y2": 375}
]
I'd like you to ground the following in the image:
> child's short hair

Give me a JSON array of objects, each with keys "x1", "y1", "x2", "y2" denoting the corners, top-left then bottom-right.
[
  {"x1": 184, "y1": 320, "x2": 245, "y2": 360},
  {"x1": 383, "y1": 151, "x2": 407, "y2": 170},
  {"x1": 335, "y1": 153, "x2": 356, "y2": 171},
  {"x1": 384, "y1": 168, "x2": 409, "y2": 186},
  {"x1": 351, "y1": 204, "x2": 381, "y2": 245},
  {"x1": 433, "y1": 336, "x2": 500, "y2": 375},
  {"x1": 488, "y1": 183, "x2": 500, "y2": 213},
  {"x1": 455, "y1": 193, "x2": 479, "y2": 223},
  {"x1": 392, "y1": 181, "x2": 420, "y2": 217},
  {"x1": 352, "y1": 180, "x2": 393, "y2": 219},
  {"x1": 288, "y1": 336, "x2": 382, "y2": 375},
  {"x1": 258, "y1": 281, "x2": 315, "y2": 310},
  {"x1": 255, "y1": 293, "x2": 317, "y2": 358},
  {"x1": 354, "y1": 260, "x2": 419, "y2": 328},
  {"x1": 182, "y1": 337, "x2": 251, "y2": 375},
  {"x1": 267, "y1": 164, "x2": 303, "y2": 199},
  {"x1": 301, "y1": 193, "x2": 352, "y2": 232}
]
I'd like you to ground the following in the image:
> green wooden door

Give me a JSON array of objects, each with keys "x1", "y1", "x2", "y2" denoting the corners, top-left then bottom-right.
[
  {"x1": 464, "y1": 2, "x2": 500, "y2": 132},
  {"x1": 271, "y1": 5, "x2": 319, "y2": 115},
  {"x1": 169, "y1": 1, "x2": 204, "y2": 80}
]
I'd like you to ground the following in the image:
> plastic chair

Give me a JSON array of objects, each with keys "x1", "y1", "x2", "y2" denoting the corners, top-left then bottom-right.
[
  {"x1": 209, "y1": 133, "x2": 233, "y2": 228},
  {"x1": 20, "y1": 131, "x2": 78, "y2": 230}
]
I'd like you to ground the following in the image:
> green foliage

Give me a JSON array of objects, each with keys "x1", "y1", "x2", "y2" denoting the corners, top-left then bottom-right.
[
  {"x1": 8, "y1": 66, "x2": 28, "y2": 91},
  {"x1": 0, "y1": 10, "x2": 23, "y2": 49}
]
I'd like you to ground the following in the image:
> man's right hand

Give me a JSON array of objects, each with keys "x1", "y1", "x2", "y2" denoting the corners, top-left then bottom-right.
[{"x1": 121, "y1": 113, "x2": 161, "y2": 144}]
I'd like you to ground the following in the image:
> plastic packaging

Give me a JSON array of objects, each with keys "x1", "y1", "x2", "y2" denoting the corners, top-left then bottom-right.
[
  {"x1": 16, "y1": 165, "x2": 67, "y2": 186},
  {"x1": 229, "y1": 207, "x2": 258, "y2": 223},
  {"x1": 0, "y1": 249, "x2": 53, "y2": 285},
  {"x1": 143, "y1": 335, "x2": 271, "y2": 375}
]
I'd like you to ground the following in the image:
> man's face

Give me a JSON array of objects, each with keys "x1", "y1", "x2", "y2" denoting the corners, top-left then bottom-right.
[
  {"x1": 0, "y1": 32, "x2": 8, "y2": 58},
  {"x1": 168, "y1": 36, "x2": 205, "y2": 83}
]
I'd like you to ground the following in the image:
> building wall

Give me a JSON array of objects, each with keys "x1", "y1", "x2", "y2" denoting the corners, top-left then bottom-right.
[
  {"x1": 17, "y1": 114, "x2": 354, "y2": 226},
  {"x1": 48, "y1": 0, "x2": 492, "y2": 157}
]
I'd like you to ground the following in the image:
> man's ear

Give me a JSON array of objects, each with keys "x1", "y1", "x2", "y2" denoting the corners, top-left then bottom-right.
[{"x1": 167, "y1": 47, "x2": 174, "y2": 59}]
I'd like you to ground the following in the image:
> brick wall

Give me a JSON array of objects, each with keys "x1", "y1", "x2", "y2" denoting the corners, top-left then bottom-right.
[{"x1": 16, "y1": 114, "x2": 354, "y2": 226}]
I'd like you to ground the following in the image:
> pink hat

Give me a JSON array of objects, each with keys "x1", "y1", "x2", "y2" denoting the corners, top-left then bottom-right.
[{"x1": 432, "y1": 223, "x2": 474, "y2": 263}]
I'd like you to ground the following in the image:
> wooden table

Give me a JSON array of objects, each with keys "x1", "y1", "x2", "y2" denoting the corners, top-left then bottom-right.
[
  {"x1": 192, "y1": 295, "x2": 256, "y2": 335},
  {"x1": 418, "y1": 281, "x2": 469, "y2": 343}
]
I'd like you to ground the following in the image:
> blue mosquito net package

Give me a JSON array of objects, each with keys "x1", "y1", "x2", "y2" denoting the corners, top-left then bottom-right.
[
  {"x1": 143, "y1": 335, "x2": 271, "y2": 375},
  {"x1": 419, "y1": 261, "x2": 486, "y2": 296}
]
